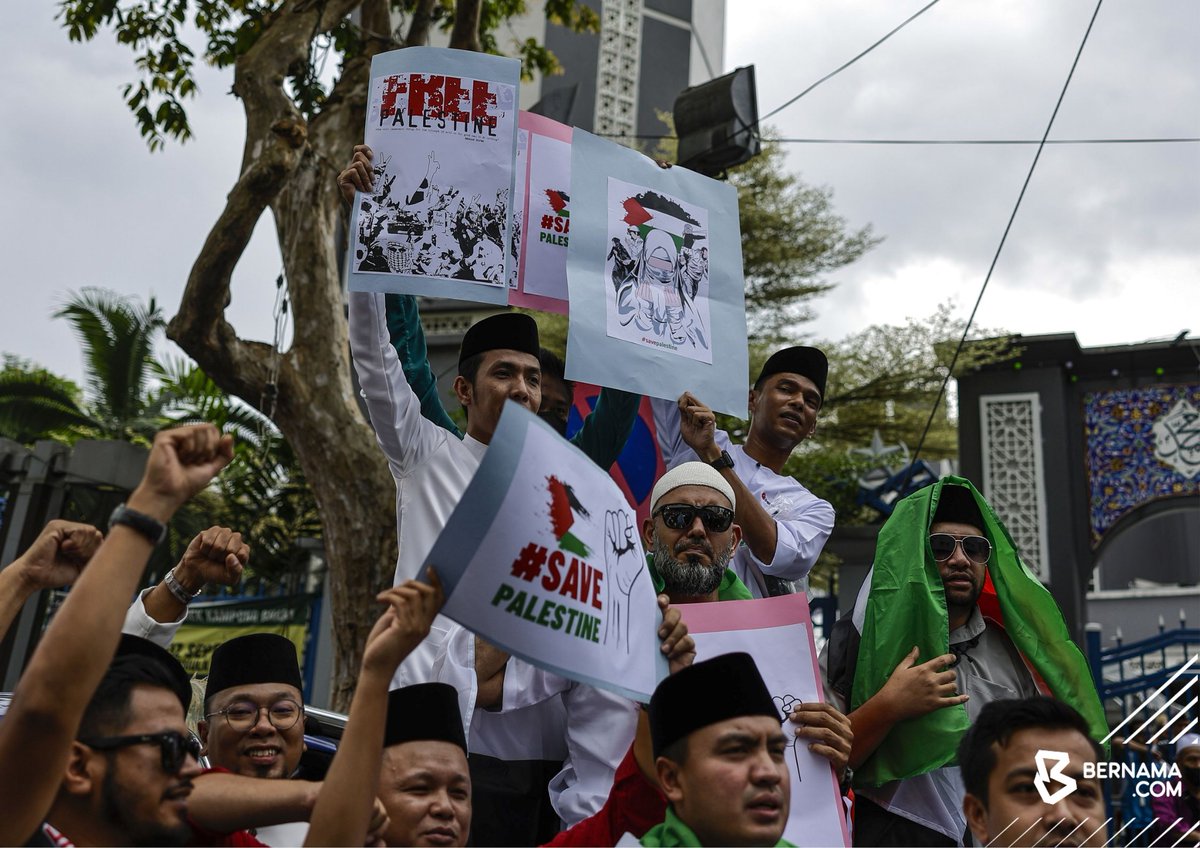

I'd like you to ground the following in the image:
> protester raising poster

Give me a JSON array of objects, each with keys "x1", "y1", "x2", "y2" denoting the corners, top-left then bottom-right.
[
  {"x1": 682, "y1": 594, "x2": 851, "y2": 848},
  {"x1": 421, "y1": 401, "x2": 668, "y2": 701},
  {"x1": 510, "y1": 112, "x2": 573, "y2": 313},
  {"x1": 565, "y1": 129, "x2": 749, "y2": 415},
  {"x1": 347, "y1": 47, "x2": 519, "y2": 304}
]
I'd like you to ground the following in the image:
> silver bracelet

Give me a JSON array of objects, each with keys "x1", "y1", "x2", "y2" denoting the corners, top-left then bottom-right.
[{"x1": 163, "y1": 568, "x2": 202, "y2": 605}]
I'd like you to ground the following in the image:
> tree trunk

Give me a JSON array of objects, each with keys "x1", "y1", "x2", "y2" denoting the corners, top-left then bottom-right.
[{"x1": 167, "y1": 0, "x2": 401, "y2": 710}]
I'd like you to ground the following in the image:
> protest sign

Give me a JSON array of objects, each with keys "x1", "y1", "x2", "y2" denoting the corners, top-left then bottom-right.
[
  {"x1": 510, "y1": 112, "x2": 573, "y2": 313},
  {"x1": 682, "y1": 594, "x2": 850, "y2": 848},
  {"x1": 565, "y1": 129, "x2": 749, "y2": 414},
  {"x1": 421, "y1": 401, "x2": 668, "y2": 701},
  {"x1": 347, "y1": 47, "x2": 519, "y2": 304}
]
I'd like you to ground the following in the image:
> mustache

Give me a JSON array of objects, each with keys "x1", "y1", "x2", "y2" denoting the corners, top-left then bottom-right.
[{"x1": 673, "y1": 538, "x2": 714, "y2": 557}]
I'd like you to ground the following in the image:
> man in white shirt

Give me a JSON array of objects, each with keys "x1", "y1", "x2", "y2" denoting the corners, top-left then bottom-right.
[{"x1": 653, "y1": 347, "x2": 835, "y2": 597}]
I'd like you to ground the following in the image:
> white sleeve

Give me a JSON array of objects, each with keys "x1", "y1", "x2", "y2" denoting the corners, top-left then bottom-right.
[
  {"x1": 549, "y1": 683, "x2": 639, "y2": 826},
  {"x1": 429, "y1": 623, "x2": 480, "y2": 745},
  {"x1": 650, "y1": 396, "x2": 690, "y2": 468},
  {"x1": 348, "y1": 291, "x2": 446, "y2": 477},
  {"x1": 121, "y1": 588, "x2": 185, "y2": 649},
  {"x1": 500, "y1": 657, "x2": 574, "y2": 711},
  {"x1": 746, "y1": 491, "x2": 835, "y2": 580}
]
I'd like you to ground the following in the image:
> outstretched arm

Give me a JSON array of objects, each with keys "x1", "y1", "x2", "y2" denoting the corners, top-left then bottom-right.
[
  {"x1": 305, "y1": 572, "x2": 445, "y2": 848},
  {"x1": 384, "y1": 293, "x2": 462, "y2": 438},
  {"x1": 0, "y1": 425, "x2": 232, "y2": 846},
  {"x1": 570, "y1": 388, "x2": 641, "y2": 470}
]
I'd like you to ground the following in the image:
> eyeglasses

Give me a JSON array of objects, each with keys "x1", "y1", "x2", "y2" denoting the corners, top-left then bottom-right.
[
  {"x1": 929, "y1": 533, "x2": 992, "y2": 565},
  {"x1": 80, "y1": 731, "x2": 201, "y2": 774},
  {"x1": 654, "y1": 504, "x2": 735, "y2": 533},
  {"x1": 205, "y1": 698, "x2": 303, "y2": 732}
]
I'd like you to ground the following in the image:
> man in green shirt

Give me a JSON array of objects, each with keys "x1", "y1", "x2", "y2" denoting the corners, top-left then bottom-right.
[{"x1": 640, "y1": 652, "x2": 796, "y2": 847}]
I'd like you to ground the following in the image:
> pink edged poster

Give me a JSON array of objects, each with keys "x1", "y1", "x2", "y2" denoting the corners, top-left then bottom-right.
[{"x1": 510, "y1": 112, "x2": 573, "y2": 314}]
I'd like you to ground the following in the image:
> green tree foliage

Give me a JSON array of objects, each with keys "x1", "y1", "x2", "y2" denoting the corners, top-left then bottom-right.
[
  {"x1": 58, "y1": 0, "x2": 598, "y2": 150},
  {"x1": 0, "y1": 355, "x2": 96, "y2": 444}
]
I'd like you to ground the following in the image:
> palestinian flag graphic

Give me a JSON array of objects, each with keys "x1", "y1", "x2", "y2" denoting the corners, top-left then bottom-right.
[{"x1": 547, "y1": 475, "x2": 591, "y2": 557}]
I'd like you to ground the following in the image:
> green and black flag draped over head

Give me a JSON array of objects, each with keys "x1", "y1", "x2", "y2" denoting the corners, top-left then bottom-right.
[{"x1": 850, "y1": 476, "x2": 1107, "y2": 787}]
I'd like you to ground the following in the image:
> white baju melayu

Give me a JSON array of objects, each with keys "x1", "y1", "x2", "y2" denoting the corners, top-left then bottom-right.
[
  {"x1": 651, "y1": 398, "x2": 834, "y2": 597},
  {"x1": 350, "y1": 291, "x2": 628, "y2": 825},
  {"x1": 121, "y1": 589, "x2": 186, "y2": 648}
]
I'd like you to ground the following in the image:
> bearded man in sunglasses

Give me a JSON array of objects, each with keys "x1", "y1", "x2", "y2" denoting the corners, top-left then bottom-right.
[
  {"x1": 820, "y1": 481, "x2": 1104, "y2": 847},
  {"x1": 30, "y1": 635, "x2": 202, "y2": 847}
]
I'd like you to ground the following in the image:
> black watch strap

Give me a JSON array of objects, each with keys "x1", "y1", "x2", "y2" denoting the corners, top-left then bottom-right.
[
  {"x1": 710, "y1": 449, "x2": 735, "y2": 470},
  {"x1": 109, "y1": 503, "x2": 168, "y2": 546}
]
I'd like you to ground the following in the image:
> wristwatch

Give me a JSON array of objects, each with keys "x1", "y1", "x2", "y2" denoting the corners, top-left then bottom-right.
[
  {"x1": 108, "y1": 503, "x2": 168, "y2": 546},
  {"x1": 164, "y1": 567, "x2": 203, "y2": 605},
  {"x1": 709, "y1": 450, "x2": 735, "y2": 471}
]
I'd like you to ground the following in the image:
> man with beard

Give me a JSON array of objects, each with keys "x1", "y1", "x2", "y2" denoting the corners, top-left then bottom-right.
[
  {"x1": 821, "y1": 480, "x2": 1104, "y2": 846},
  {"x1": 482, "y1": 463, "x2": 851, "y2": 846}
]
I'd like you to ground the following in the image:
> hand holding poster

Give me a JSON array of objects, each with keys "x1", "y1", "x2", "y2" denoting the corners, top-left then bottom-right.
[
  {"x1": 682, "y1": 594, "x2": 851, "y2": 848},
  {"x1": 565, "y1": 130, "x2": 749, "y2": 414},
  {"x1": 347, "y1": 48, "x2": 519, "y2": 304},
  {"x1": 420, "y1": 402, "x2": 668, "y2": 702}
]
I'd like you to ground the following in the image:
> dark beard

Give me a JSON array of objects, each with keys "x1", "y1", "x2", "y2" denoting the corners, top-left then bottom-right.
[
  {"x1": 653, "y1": 536, "x2": 733, "y2": 597},
  {"x1": 100, "y1": 764, "x2": 192, "y2": 847}
]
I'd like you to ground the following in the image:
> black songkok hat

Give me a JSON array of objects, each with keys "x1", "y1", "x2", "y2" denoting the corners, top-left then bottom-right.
[
  {"x1": 204, "y1": 633, "x2": 303, "y2": 701},
  {"x1": 113, "y1": 633, "x2": 192, "y2": 714},
  {"x1": 649, "y1": 652, "x2": 779, "y2": 758},
  {"x1": 384, "y1": 683, "x2": 467, "y2": 753},
  {"x1": 933, "y1": 483, "x2": 985, "y2": 531},
  {"x1": 458, "y1": 312, "x2": 540, "y2": 364},
  {"x1": 756, "y1": 346, "x2": 829, "y2": 398}
]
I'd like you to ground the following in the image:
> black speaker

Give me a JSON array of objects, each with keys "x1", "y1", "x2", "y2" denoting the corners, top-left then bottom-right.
[{"x1": 674, "y1": 65, "x2": 760, "y2": 177}]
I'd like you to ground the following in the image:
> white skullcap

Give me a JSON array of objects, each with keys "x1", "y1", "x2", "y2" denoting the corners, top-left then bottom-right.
[
  {"x1": 650, "y1": 461, "x2": 736, "y2": 514},
  {"x1": 1178, "y1": 733, "x2": 1200, "y2": 753}
]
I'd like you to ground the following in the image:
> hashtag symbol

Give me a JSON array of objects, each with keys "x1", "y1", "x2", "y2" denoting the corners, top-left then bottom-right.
[
  {"x1": 540, "y1": 214, "x2": 555, "y2": 229},
  {"x1": 510, "y1": 543, "x2": 548, "y2": 582}
]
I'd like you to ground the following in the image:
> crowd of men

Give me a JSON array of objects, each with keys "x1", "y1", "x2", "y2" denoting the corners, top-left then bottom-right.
[{"x1": 0, "y1": 143, "x2": 1169, "y2": 848}]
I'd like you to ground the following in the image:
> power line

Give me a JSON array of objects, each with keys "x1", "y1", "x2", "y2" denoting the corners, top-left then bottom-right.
[
  {"x1": 906, "y1": 0, "x2": 1108, "y2": 480},
  {"x1": 754, "y1": 0, "x2": 944, "y2": 130},
  {"x1": 597, "y1": 134, "x2": 1200, "y2": 145}
]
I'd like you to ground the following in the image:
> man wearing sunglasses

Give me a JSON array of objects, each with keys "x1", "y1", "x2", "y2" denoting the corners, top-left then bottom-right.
[
  {"x1": 820, "y1": 480, "x2": 1104, "y2": 846},
  {"x1": 31, "y1": 635, "x2": 201, "y2": 847},
  {"x1": 652, "y1": 347, "x2": 835, "y2": 599}
]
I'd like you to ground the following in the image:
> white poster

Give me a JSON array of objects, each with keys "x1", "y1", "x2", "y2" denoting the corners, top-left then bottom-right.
[
  {"x1": 605, "y1": 178, "x2": 713, "y2": 364},
  {"x1": 347, "y1": 48, "x2": 519, "y2": 304},
  {"x1": 421, "y1": 402, "x2": 668, "y2": 702},
  {"x1": 683, "y1": 595, "x2": 851, "y2": 848}
]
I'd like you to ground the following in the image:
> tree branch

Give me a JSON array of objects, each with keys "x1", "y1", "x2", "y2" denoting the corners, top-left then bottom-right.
[
  {"x1": 405, "y1": 0, "x2": 438, "y2": 46},
  {"x1": 449, "y1": 0, "x2": 483, "y2": 51}
]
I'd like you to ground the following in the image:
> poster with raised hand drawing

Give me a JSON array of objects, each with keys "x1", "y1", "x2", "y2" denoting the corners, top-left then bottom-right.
[
  {"x1": 347, "y1": 47, "x2": 519, "y2": 305},
  {"x1": 566, "y1": 130, "x2": 749, "y2": 415},
  {"x1": 682, "y1": 594, "x2": 851, "y2": 848},
  {"x1": 509, "y1": 112, "x2": 573, "y2": 313},
  {"x1": 420, "y1": 402, "x2": 667, "y2": 702}
]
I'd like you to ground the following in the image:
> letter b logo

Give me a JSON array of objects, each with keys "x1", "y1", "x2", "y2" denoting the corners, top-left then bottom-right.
[{"x1": 1034, "y1": 750, "x2": 1077, "y2": 804}]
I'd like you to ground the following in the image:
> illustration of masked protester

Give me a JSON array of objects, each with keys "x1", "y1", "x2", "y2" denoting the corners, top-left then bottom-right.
[{"x1": 634, "y1": 228, "x2": 686, "y2": 344}]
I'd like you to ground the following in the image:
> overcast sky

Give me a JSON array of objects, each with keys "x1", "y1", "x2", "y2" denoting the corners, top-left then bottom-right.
[{"x1": 1, "y1": 0, "x2": 1196, "y2": 388}]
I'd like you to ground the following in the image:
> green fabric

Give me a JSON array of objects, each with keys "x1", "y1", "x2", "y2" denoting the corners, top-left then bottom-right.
[
  {"x1": 850, "y1": 476, "x2": 1108, "y2": 787},
  {"x1": 639, "y1": 806, "x2": 796, "y2": 847},
  {"x1": 384, "y1": 293, "x2": 639, "y2": 468},
  {"x1": 646, "y1": 555, "x2": 753, "y2": 600}
]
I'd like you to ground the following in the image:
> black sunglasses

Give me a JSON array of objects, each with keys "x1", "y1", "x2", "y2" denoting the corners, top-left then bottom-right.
[
  {"x1": 654, "y1": 503, "x2": 735, "y2": 533},
  {"x1": 929, "y1": 533, "x2": 992, "y2": 565},
  {"x1": 80, "y1": 730, "x2": 201, "y2": 774}
]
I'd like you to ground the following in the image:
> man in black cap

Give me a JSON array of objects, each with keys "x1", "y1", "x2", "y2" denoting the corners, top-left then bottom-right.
[
  {"x1": 198, "y1": 632, "x2": 311, "y2": 844},
  {"x1": 0, "y1": 424, "x2": 233, "y2": 846},
  {"x1": 640, "y1": 652, "x2": 796, "y2": 847},
  {"x1": 376, "y1": 683, "x2": 472, "y2": 847},
  {"x1": 653, "y1": 347, "x2": 835, "y2": 598},
  {"x1": 30, "y1": 635, "x2": 202, "y2": 847}
]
